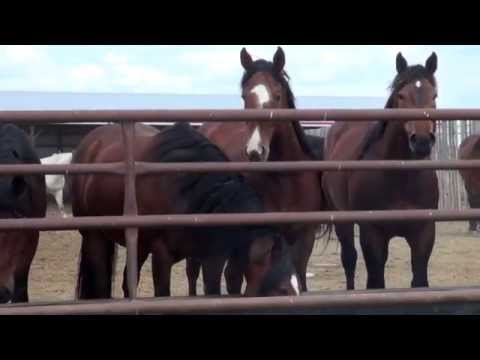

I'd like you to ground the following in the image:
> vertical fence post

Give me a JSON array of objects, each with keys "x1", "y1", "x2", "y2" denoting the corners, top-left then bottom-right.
[{"x1": 121, "y1": 121, "x2": 139, "y2": 299}]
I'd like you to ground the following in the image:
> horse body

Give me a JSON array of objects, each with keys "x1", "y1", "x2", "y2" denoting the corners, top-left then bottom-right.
[
  {"x1": 0, "y1": 124, "x2": 47, "y2": 303},
  {"x1": 71, "y1": 123, "x2": 297, "y2": 299},
  {"x1": 40, "y1": 152, "x2": 73, "y2": 217},
  {"x1": 322, "y1": 52, "x2": 439, "y2": 290},
  {"x1": 187, "y1": 47, "x2": 324, "y2": 295},
  {"x1": 459, "y1": 134, "x2": 480, "y2": 232}
]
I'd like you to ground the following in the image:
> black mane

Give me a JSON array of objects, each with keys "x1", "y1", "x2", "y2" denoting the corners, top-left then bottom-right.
[
  {"x1": 0, "y1": 123, "x2": 40, "y2": 164},
  {"x1": 150, "y1": 122, "x2": 276, "y2": 237},
  {"x1": 150, "y1": 122, "x2": 294, "y2": 291},
  {"x1": 241, "y1": 60, "x2": 316, "y2": 159},
  {"x1": 359, "y1": 64, "x2": 437, "y2": 158}
]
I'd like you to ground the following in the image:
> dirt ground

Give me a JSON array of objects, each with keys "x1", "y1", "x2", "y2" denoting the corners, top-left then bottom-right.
[{"x1": 27, "y1": 204, "x2": 480, "y2": 302}]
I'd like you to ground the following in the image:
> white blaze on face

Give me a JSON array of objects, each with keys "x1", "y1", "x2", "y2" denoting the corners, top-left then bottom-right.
[
  {"x1": 246, "y1": 84, "x2": 271, "y2": 158},
  {"x1": 290, "y1": 274, "x2": 300, "y2": 295},
  {"x1": 246, "y1": 126, "x2": 262, "y2": 156},
  {"x1": 251, "y1": 84, "x2": 271, "y2": 107},
  {"x1": 415, "y1": 80, "x2": 422, "y2": 88}
]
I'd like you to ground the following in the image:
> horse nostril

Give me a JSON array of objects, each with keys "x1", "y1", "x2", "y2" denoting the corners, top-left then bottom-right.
[
  {"x1": 409, "y1": 134, "x2": 417, "y2": 145},
  {"x1": 248, "y1": 151, "x2": 262, "y2": 162}
]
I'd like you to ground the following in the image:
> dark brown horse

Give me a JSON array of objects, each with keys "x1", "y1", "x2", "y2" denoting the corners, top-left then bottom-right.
[
  {"x1": 71, "y1": 122, "x2": 298, "y2": 299},
  {"x1": 322, "y1": 52, "x2": 439, "y2": 289},
  {"x1": 0, "y1": 123, "x2": 47, "y2": 303},
  {"x1": 459, "y1": 134, "x2": 480, "y2": 232},
  {"x1": 186, "y1": 47, "x2": 324, "y2": 295}
]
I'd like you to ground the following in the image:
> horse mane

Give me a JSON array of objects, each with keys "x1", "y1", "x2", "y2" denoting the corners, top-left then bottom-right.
[
  {"x1": 358, "y1": 64, "x2": 437, "y2": 159},
  {"x1": 0, "y1": 123, "x2": 41, "y2": 164},
  {"x1": 151, "y1": 123, "x2": 267, "y2": 215},
  {"x1": 150, "y1": 122, "x2": 277, "y2": 255},
  {"x1": 241, "y1": 60, "x2": 317, "y2": 159}
]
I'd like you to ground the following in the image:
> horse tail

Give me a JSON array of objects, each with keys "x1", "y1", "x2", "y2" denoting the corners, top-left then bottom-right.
[
  {"x1": 75, "y1": 235, "x2": 117, "y2": 299},
  {"x1": 315, "y1": 183, "x2": 336, "y2": 256},
  {"x1": 75, "y1": 238, "x2": 89, "y2": 299}
]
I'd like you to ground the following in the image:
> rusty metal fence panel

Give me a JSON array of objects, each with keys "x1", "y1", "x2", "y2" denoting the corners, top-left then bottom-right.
[{"x1": 0, "y1": 108, "x2": 479, "y2": 314}]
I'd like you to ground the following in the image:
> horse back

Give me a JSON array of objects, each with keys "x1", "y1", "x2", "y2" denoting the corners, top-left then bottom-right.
[{"x1": 71, "y1": 124, "x2": 161, "y2": 217}]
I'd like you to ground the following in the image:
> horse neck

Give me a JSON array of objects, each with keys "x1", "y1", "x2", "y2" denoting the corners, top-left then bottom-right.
[
  {"x1": 376, "y1": 120, "x2": 412, "y2": 160},
  {"x1": 269, "y1": 121, "x2": 307, "y2": 161}
]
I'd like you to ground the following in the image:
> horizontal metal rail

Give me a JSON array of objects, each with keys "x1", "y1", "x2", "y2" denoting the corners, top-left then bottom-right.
[
  {"x1": 0, "y1": 109, "x2": 480, "y2": 124},
  {"x1": 2, "y1": 209, "x2": 480, "y2": 232},
  {"x1": 2, "y1": 286, "x2": 480, "y2": 315},
  {"x1": 4, "y1": 160, "x2": 480, "y2": 176}
]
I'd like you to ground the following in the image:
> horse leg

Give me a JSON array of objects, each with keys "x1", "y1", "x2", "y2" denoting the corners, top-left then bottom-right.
[
  {"x1": 467, "y1": 192, "x2": 480, "y2": 233},
  {"x1": 77, "y1": 231, "x2": 115, "y2": 299},
  {"x1": 151, "y1": 239, "x2": 172, "y2": 297},
  {"x1": 12, "y1": 232, "x2": 39, "y2": 303},
  {"x1": 406, "y1": 222, "x2": 435, "y2": 288},
  {"x1": 335, "y1": 223, "x2": 357, "y2": 290},
  {"x1": 359, "y1": 225, "x2": 389, "y2": 289},
  {"x1": 186, "y1": 257, "x2": 201, "y2": 296},
  {"x1": 202, "y1": 255, "x2": 227, "y2": 295},
  {"x1": 55, "y1": 190, "x2": 66, "y2": 218},
  {"x1": 224, "y1": 253, "x2": 244, "y2": 295},
  {"x1": 289, "y1": 227, "x2": 316, "y2": 292},
  {"x1": 122, "y1": 246, "x2": 150, "y2": 298}
]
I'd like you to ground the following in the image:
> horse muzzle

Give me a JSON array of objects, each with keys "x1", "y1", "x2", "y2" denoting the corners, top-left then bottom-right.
[
  {"x1": 409, "y1": 133, "x2": 435, "y2": 158},
  {"x1": 246, "y1": 145, "x2": 269, "y2": 162}
]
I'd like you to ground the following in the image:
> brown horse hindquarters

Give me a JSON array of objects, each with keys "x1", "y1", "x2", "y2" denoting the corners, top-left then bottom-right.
[
  {"x1": 459, "y1": 134, "x2": 480, "y2": 231},
  {"x1": 72, "y1": 124, "x2": 168, "y2": 299}
]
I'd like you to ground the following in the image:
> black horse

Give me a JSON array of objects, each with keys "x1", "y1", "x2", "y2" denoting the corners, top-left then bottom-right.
[{"x1": 0, "y1": 123, "x2": 47, "y2": 303}]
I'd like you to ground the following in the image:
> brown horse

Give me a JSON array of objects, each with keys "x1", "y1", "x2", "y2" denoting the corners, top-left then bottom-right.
[
  {"x1": 186, "y1": 47, "x2": 324, "y2": 295},
  {"x1": 459, "y1": 134, "x2": 480, "y2": 232},
  {"x1": 0, "y1": 123, "x2": 46, "y2": 303},
  {"x1": 71, "y1": 122, "x2": 298, "y2": 299},
  {"x1": 322, "y1": 52, "x2": 439, "y2": 289}
]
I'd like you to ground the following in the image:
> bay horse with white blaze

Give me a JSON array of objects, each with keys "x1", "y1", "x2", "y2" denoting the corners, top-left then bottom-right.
[
  {"x1": 0, "y1": 123, "x2": 47, "y2": 303},
  {"x1": 186, "y1": 47, "x2": 324, "y2": 295},
  {"x1": 458, "y1": 134, "x2": 480, "y2": 232},
  {"x1": 72, "y1": 122, "x2": 298, "y2": 299},
  {"x1": 322, "y1": 52, "x2": 439, "y2": 289}
]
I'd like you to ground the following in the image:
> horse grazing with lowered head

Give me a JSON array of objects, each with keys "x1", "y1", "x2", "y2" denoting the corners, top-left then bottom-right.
[
  {"x1": 186, "y1": 47, "x2": 325, "y2": 295},
  {"x1": 0, "y1": 123, "x2": 47, "y2": 303},
  {"x1": 322, "y1": 52, "x2": 439, "y2": 290},
  {"x1": 71, "y1": 122, "x2": 299, "y2": 299},
  {"x1": 41, "y1": 152, "x2": 72, "y2": 218},
  {"x1": 459, "y1": 134, "x2": 480, "y2": 233}
]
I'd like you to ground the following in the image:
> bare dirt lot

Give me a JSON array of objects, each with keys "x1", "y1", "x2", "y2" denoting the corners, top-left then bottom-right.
[{"x1": 28, "y1": 205, "x2": 480, "y2": 302}]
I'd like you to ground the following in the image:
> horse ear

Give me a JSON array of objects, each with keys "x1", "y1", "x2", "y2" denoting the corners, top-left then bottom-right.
[
  {"x1": 273, "y1": 46, "x2": 285, "y2": 73},
  {"x1": 240, "y1": 48, "x2": 253, "y2": 70},
  {"x1": 425, "y1": 52, "x2": 438, "y2": 74},
  {"x1": 396, "y1": 52, "x2": 408, "y2": 74}
]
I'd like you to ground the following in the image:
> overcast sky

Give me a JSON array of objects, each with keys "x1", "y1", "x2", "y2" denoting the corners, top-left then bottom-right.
[{"x1": 0, "y1": 45, "x2": 478, "y2": 107}]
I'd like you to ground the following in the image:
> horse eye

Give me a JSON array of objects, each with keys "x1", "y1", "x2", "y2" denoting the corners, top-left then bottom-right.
[
  {"x1": 12, "y1": 150, "x2": 19, "y2": 159},
  {"x1": 397, "y1": 94, "x2": 406, "y2": 101}
]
